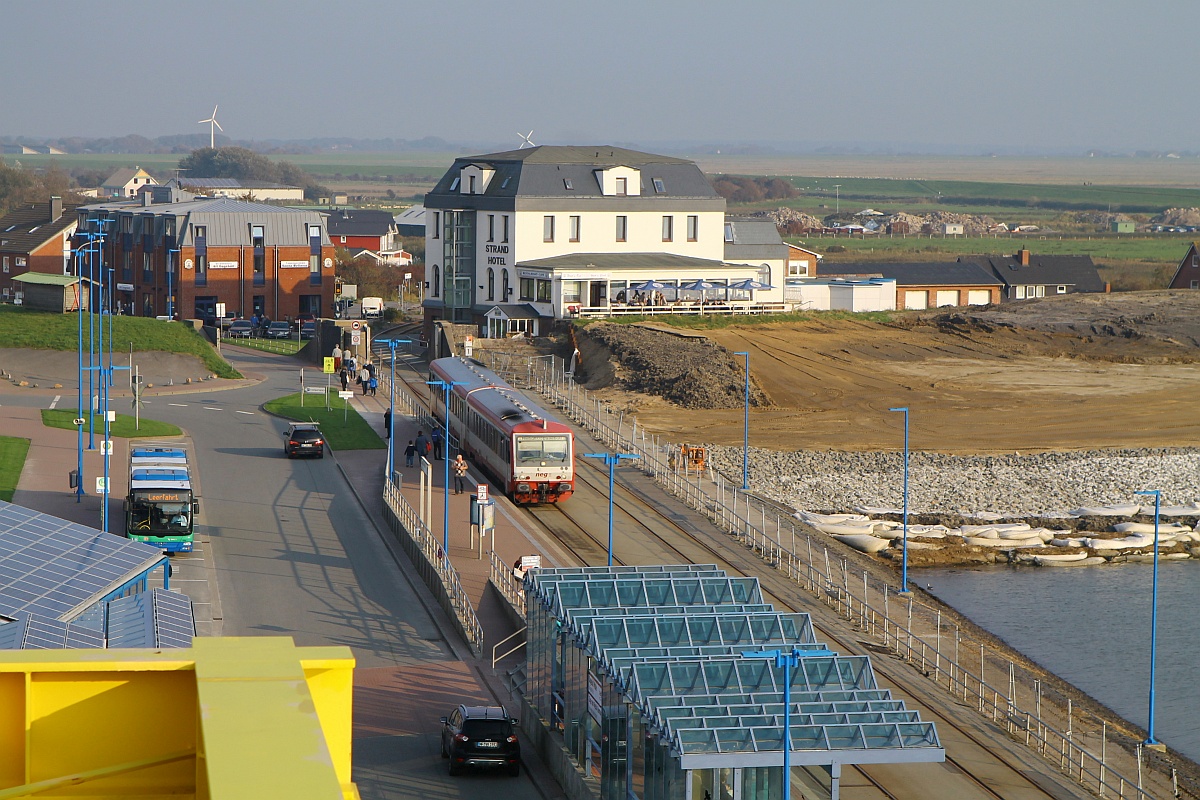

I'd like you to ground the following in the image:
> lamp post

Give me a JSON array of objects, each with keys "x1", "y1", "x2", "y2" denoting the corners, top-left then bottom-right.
[
  {"x1": 167, "y1": 247, "x2": 180, "y2": 320},
  {"x1": 377, "y1": 338, "x2": 411, "y2": 479},
  {"x1": 583, "y1": 452, "x2": 639, "y2": 566},
  {"x1": 734, "y1": 351, "x2": 750, "y2": 490},
  {"x1": 888, "y1": 407, "x2": 911, "y2": 595},
  {"x1": 742, "y1": 646, "x2": 835, "y2": 800},
  {"x1": 426, "y1": 378, "x2": 466, "y2": 560},
  {"x1": 72, "y1": 235, "x2": 103, "y2": 502},
  {"x1": 1134, "y1": 489, "x2": 1164, "y2": 749}
]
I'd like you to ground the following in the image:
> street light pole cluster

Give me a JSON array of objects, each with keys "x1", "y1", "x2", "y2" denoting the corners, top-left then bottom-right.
[
  {"x1": 583, "y1": 452, "x2": 639, "y2": 566},
  {"x1": 426, "y1": 378, "x2": 465, "y2": 561},
  {"x1": 376, "y1": 338, "x2": 411, "y2": 479}
]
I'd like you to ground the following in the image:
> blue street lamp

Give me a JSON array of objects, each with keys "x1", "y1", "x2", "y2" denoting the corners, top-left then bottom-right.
[
  {"x1": 734, "y1": 351, "x2": 750, "y2": 490},
  {"x1": 1134, "y1": 489, "x2": 1163, "y2": 748},
  {"x1": 583, "y1": 452, "x2": 639, "y2": 566},
  {"x1": 742, "y1": 646, "x2": 835, "y2": 799},
  {"x1": 377, "y1": 338, "x2": 411, "y2": 478},
  {"x1": 427, "y1": 378, "x2": 466, "y2": 560},
  {"x1": 72, "y1": 236, "x2": 103, "y2": 502},
  {"x1": 167, "y1": 248, "x2": 180, "y2": 320},
  {"x1": 888, "y1": 407, "x2": 911, "y2": 595}
]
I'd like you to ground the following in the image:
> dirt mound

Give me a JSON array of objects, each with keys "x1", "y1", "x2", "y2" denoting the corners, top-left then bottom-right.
[
  {"x1": 1155, "y1": 207, "x2": 1200, "y2": 226},
  {"x1": 576, "y1": 322, "x2": 769, "y2": 409}
]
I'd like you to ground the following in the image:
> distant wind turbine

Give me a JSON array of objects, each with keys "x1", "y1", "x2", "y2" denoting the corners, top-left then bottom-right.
[
  {"x1": 198, "y1": 105, "x2": 223, "y2": 149},
  {"x1": 518, "y1": 130, "x2": 536, "y2": 149}
]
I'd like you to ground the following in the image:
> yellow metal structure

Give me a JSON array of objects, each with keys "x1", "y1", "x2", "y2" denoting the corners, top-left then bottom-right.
[{"x1": 0, "y1": 637, "x2": 358, "y2": 800}]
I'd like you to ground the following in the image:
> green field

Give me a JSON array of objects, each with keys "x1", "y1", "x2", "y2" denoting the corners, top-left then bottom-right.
[
  {"x1": 223, "y1": 337, "x2": 307, "y2": 356},
  {"x1": 263, "y1": 392, "x2": 384, "y2": 451},
  {"x1": 0, "y1": 307, "x2": 240, "y2": 378},
  {"x1": 41, "y1": 409, "x2": 182, "y2": 438},
  {"x1": 0, "y1": 436, "x2": 31, "y2": 502}
]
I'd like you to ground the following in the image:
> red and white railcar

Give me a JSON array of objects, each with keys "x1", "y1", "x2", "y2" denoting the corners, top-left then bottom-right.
[{"x1": 429, "y1": 357, "x2": 574, "y2": 504}]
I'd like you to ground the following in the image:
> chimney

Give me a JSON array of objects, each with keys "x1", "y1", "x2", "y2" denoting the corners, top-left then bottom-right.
[
  {"x1": 49, "y1": 196, "x2": 62, "y2": 222},
  {"x1": 1018, "y1": 248, "x2": 1030, "y2": 266}
]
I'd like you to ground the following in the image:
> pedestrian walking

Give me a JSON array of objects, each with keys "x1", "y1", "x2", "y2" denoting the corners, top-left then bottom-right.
[
  {"x1": 339, "y1": 367, "x2": 349, "y2": 391},
  {"x1": 415, "y1": 430, "x2": 429, "y2": 459},
  {"x1": 360, "y1": 366, "x2": 370, "y2": 395},
  {"x1": 365, "y1": 361, "x2": 376, "y2": 379},
  {"x1": 404, "y1": 439, "x2": 418, "y2": 467},
  {"x1": 369, "y1": 375, "x2": 378, "y2": 396},
  {"x1": 431, "y1": 427, "x2": 443, "y2": 460},
  {"x1": 383, "y1": 408, "x2": 392, "y2": 439},
  {"x1": 453, "y1": 454, "x2": 468, "y2": 494},
  {"x1": 347, "y1": 355, "x2": 357, "y2": 374},
  {"x1": 332, "y1": 344, "x2": 342, "y2": 371}
]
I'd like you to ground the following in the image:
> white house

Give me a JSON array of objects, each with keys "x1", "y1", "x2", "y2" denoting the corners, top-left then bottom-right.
[{"x1": 422, "y1": 145, "x2": 788, "y2": 338}]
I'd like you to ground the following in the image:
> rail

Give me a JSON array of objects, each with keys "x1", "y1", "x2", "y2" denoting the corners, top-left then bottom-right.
[
  {"x1": 489, "y1": 549, "x2": 527, "y2": 617},
  {"x1": 574, "y1": 301, "x2": 791, "y2": 318},
  {"x1": 491, "y1": 625, "x2": 528, "y2": 670},
  {"x1": 483, "y1": 350, "x2": 1176, "y2": 800}
]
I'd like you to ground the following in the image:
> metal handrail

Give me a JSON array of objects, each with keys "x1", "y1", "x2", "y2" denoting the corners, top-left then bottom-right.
[{"x1": 491, "y1": 626, "x2": 527, "y2": 670}]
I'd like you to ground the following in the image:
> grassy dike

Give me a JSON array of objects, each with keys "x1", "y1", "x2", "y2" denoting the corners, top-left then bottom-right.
[
  {"x1": 0, "y1": 306, "x2": 241, "y2": 378},
  {"x1": 264, "y1": 393, "x2": 384, "y2": 450},
  {"x1": 41, "y1": 410, "x2": 181, "y2": 438}
]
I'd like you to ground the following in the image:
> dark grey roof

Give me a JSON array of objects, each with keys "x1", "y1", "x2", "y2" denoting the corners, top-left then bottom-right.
[
  {"x1": 724, "y1": 216, "x2": 785, "y2": 261},
  {"x1": 326, "y1": 208, "x2": 397, "y2": 237},
  {"x1": 80, "y1": 196, "x2": 330, "y2": 247},
  {"x1": 819, "y1": 262, "x2": 1002, "y2": 287},
  {"x1": 517, "y1": 252, "x2": 728, "y2": 271},
  {"x1": 427, "y1": 145, "x2": 721, "y2": 204},
  {"x1": 175, "y1": 178, "x2": 297, "y2": 190},
  {"x1": 0, "y1": 200, "x2": 81, "y2": 253},
  {"x1": 964, "y1": 253, "x2": 1105, "y2": 291},
  {"x1": 483, "y1": 303, "x2": 543, "y2": 319}
]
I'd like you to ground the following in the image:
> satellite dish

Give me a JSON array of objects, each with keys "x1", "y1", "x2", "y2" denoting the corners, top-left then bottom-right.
[{"x1": 518, "y1": 130, "x2": 536, "y2": 149}]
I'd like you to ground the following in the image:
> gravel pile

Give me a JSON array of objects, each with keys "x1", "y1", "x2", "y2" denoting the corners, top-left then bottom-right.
[{"x1": 706, "y1": 446, "x2": 1200, "y2": 518}]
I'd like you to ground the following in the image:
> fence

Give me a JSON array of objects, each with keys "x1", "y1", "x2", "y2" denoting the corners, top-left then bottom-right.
[{"x1": 482, "y1": 349, "x2": 1184, "y2": 800}]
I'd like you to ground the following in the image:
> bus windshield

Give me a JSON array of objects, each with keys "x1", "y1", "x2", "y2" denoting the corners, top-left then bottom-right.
[
  {"x1": 514, "y1": 434, "x2": 570, "y2": 466},
  {"x1": 128, "y1": 498, "x2": 192, "y2": 536}
]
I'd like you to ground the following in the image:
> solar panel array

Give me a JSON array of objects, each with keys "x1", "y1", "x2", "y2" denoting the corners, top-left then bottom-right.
[
  {"x1": 0, "y1": 612, "x2": 105, "y2": 649},
  {"x1": 0, "y1": 500, "x2": 165, "y2": 621},
  {"x1": 0, "y1": 589, "x2": 194, "y2": 650}
]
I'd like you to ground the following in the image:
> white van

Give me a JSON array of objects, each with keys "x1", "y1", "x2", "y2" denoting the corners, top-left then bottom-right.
[{"x1": 360, "y1": 297, "x2": 383, "y2": 318}]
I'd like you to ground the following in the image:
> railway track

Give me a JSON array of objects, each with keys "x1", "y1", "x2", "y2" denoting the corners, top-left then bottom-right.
[{"x1": 380, "y1": 345, "x2": 1089, "y2": 799}]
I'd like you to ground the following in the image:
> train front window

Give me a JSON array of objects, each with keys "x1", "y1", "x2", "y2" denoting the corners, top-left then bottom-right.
[{"x1": 514, "y1": 434, "x2": 570, "y2": 466}]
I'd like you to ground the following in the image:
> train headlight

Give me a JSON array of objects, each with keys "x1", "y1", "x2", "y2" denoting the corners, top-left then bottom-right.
[
  {"x1": 516, "y1": 482, "x2": 532, "y2": 493},
  {"x1": 557, "y1": 483, "x2": 572, "y2": 493}
]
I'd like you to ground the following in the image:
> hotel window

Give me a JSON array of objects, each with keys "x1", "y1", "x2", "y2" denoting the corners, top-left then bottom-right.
[
  {"x1": 488, "y1": 214, "x2": 495, "y2": 242},
  {"x1": 431, "y1": 211, "x2": 440, "y2": 239},
  {"x1": 536, "y1": 279, "x2": 552, "y2": 302},
  {"x1": 501, "y1": 269, "x2": 510, "y2": 298},
  {"x1": 662, "y1": 216, "x2": 673, "y2": 242},
  {"x1": 652, "y1": 178, "x2": 665, "y2": 193},
  {"x1": 543, "y1": 216, "x2": 555, "y2": 243},
  {"x1": 501, "y1": 214, "x2": 509, "y2": 243},
  {"x1": 687, "y1": 215, "x2": 698, "y2": 242},
  {"x1": 616, "y1": 216, "x2": 627, "y2": 242},
  {"x1": 519, "y1": 277, "x2": 535, "y2": 301},
  {"x1": 468, "y1": 175, "x2": 476, "y2": 194},
  {"x1": 615, "y1": 177, "x2": 627, "y2": 196},
  {"x1": 562, "y1": 281, "x2": 582, "y2": 304},
  {"x1": 569, "y1": 216, "x2": 581, "y2": 242},
  {"x1": 432, "y1": 265, "x2": 440, "y2": 297},
  {"x1": 487, "y1": 268, "x2": 495, "y2": 300}
]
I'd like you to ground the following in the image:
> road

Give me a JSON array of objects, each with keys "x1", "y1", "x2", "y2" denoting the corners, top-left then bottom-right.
[{"x1": 80, "y1": 348, "x2": 544, "y2": 800}]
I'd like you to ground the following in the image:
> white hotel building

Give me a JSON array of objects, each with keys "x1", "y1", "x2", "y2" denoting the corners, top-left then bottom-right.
[{"x1": 423, "y1": 145, "x2": 788, "y2": 339}]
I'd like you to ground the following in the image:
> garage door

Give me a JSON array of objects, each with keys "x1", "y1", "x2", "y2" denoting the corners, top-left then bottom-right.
[
  {"x1": 935, "y1": 290, "x2": 958, "y2": 307},
  {"x1": 967, "y1": 290, "x2": 990, "y2": 305},
  {"x1": 904, "y1": 290, "x2": 928, "y2": 310}
]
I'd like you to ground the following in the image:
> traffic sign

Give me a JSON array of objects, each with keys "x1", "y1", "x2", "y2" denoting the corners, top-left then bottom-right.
[
  {"x1": 476, "y1": 484, "x2": 489, "y2": 503},
  {"x1": 351, "y1": 320, "x2": 361, "y2": 331},
  {"x1": 95, "y1": 477, "x2": 107, "y2": 494},
  {"x1": 350, "y1": 331, "x2": 362, "y2": 346},
  {"x1": 323, "y1": 357, "x2": 335, "y2": 374}
]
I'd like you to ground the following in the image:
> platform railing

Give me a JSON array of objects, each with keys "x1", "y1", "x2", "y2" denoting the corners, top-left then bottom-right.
[{"x1": 485, "y1": 350, "x2": 1176, "y2": 800}]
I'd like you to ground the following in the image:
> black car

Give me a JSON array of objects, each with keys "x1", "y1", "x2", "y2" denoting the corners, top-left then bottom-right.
[
  {"x1": 227, "y1": 320, "x2": 255, "y2": 338},
  {"x1": 440, "y1": 705, "x2": 520, "y2": 776},
  {"x1": 284, "y1": 423, "x2": 325, "y2": 458},
  {"x1": 300, "y1": 321, "x2": 316, "y2": 340},
  {"x1": 265, "y1": 321, "x2": 293, "y2": 339}
]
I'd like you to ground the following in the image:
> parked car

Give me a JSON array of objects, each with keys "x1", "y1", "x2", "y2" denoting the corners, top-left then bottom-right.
[
  {"x1": 283, "y1": 423, "x2": 324, "y2": 458},
  {"x1": 217, "y1": 313, "x2": 241, "y2": 330},
  {"x1": 300, "y1": 321, "x2": 316, "y2": 340},
  {"x1": 265, "y1": 321, "x2": 293, "y2": 339},
  {"x1": 440, "y1": 705, "x2": 520, "y2": 776},
  {"x1": 227, "y1": 320, "x2": 255, "y2": 338}
]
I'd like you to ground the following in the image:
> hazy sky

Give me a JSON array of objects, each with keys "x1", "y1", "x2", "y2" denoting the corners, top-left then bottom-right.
[{"x1": 1, "y1": 0, "x2": 1194, "y2": 153}]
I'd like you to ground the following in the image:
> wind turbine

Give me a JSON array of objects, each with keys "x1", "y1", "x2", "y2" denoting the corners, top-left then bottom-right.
[
  {"x1": 518, "y1": 130, "x2": 536, "y2": 149},
  {"x1": 198, "y1": 105, "x2": 223, "y2": 149}
]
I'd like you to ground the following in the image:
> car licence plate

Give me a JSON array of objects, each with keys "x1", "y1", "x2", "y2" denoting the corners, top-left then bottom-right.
[{"x1": 476, "y1": 741, "x2": 499, "y2": 748}]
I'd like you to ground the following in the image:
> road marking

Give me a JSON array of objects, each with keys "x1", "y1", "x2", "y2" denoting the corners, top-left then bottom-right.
[
  {"x1": 169, "y1": 403, "x2": 189, "y2": 407},
  {"x1": 203, "y1": 407, "x2": 222, "y2": 411},
  {"x1": 235, "y1": 410, "x2": 254, "y2": 416},
  {"x1": 48, "y1": 395, "x2": 60, "y2": 409}
]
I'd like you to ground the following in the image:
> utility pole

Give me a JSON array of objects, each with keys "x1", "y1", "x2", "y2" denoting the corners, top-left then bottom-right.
[{"x1": 833, "y1": 184, "x2": 841, "y2": 215}]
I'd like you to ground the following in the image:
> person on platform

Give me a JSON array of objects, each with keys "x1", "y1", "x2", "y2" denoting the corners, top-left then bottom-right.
[
  {"x1": 383, "y1": 408, "x2": 392, "y2": 439},
  {"x1": 453, "y1": 454, "x2": 468, "y2": 494},
  {"x1": 339, "y1": 367, "x2": 349, "y2": 391},
  {"x1": 332, "y1": 344, "x2": 343, "y2": 371},
  {"x1": 415, "y1": 430, "x2": 429, "y2": 458},
  {"x1": 404, "y1": 439, "x2": 418, "y2": 467},
  {"x1": 431, "y1": 428, "x2": 443, "y2": 460},
  {"x1": 359, "y1": 366, "x2": 370, "y2": 395}
]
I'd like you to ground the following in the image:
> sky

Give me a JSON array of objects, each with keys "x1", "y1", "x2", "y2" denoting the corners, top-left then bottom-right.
[{"x1": 1, "y1": 0, "x2": 1195, "y2": 154}]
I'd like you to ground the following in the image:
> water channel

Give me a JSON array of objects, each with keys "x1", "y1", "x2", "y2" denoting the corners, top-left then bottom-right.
[{"x1": 921, "y1": 560, "x2": 1199, "y2": 763}]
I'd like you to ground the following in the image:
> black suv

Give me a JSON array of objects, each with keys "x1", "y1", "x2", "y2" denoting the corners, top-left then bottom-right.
[
  {"x1": 284, "y1": 423, "x2": 325, "y2": 458},
  {"x1": 440, "y1": 705, "x2": 520, "y2": 776}
]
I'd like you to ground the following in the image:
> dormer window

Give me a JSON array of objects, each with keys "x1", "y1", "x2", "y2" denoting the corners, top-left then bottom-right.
[
  {"x1": 653, "y1": 178, "x2": 665, "y2": 193},
  {"x1": 563, "y1": 178, "x2": 573, "y2": 190},
  {"x1": 459, "y1": 164, "x2": 496, "y2": 194},
  {"x1": 468, "y1": 175, "x2": 476, "y2": 194},
  {"x1": 616, "y1": 177, "x2": 627, "y2": 196}
]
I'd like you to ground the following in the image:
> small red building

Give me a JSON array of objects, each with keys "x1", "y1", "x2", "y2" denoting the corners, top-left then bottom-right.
[{"x1": 1168, "y1": 242, "x2": 1200, "y2": 289}]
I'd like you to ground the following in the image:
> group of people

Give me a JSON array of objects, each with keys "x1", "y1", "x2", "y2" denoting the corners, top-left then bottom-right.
[{"x1": 402, "y1": 429, "x2": 469, "y2": 492}]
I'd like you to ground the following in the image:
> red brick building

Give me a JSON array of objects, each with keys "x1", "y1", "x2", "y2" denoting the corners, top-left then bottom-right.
[
  {"x1": 77, "y1": 188, "x2": 335, "y2": 321},
  {"x1": 0, "y1": 197, "x2": 81, "y2": 302}
]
